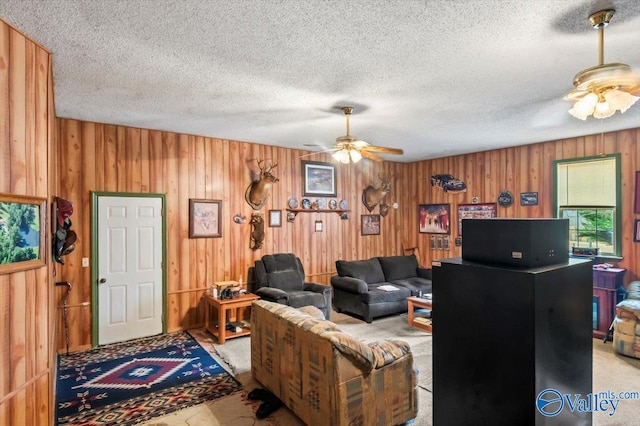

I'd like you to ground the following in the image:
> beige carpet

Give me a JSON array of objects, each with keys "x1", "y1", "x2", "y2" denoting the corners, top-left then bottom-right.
[{"x1": 145, "y1": 312, "x2": 639, "y2": 425}]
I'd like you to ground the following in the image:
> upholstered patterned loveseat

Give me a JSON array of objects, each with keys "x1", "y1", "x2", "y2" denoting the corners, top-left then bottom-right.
[{"x1": 251, "y1": 300, "x2": 417, "y2": 426}]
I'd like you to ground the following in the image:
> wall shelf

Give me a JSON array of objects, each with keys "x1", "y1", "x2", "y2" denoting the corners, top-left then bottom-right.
[{"x1": 286, "y1": 208, "x2": 350, "y2": 220}]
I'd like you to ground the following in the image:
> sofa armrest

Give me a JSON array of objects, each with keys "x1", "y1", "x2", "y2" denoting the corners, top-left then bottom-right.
[
  {"x1": 368, "y1": 340, "x2": 412, "y2": 368},
  {"x1": 256, "y1": 287, "x2": 289, "y2": 304},
  {"x1": 417, "y1": 267, "x2": 432, "y2": 280},
  {"x1": 331, "y1": 276, "x2": 369, "y2": 294},
  {"x1": 304, "y1": 282, "x2": 332, "y2": 296}
]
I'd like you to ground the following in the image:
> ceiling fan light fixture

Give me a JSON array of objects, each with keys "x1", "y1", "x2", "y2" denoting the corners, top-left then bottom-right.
[
  {"x1": 349, "y1": 149, "x2": 362, "y2": 163},
  {"x1": 565, "y1": 9, "x2": 640, "y2": 120},
  {"x1": 605, "y1": 89, "x2": 639, "y2": 113},
  {"x1": 332, "y1": 149, "x2": 350, "y2": 164}
]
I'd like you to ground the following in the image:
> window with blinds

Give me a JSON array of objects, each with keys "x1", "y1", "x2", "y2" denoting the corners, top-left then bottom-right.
[{"x1": 554, "y1": 155, "x2": 621, "y2": 257}]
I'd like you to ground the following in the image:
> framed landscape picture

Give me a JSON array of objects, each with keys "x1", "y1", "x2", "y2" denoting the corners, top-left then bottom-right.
[
  {"x1": 0, "y1": 193, "x2": 47, "y2": 274},
  {"x1": 419, "y1": 203, "x2": 451, "y2": 234},
  {"x1": 457, "y1": 203, "x2": 497, "y2": 235},
  {"x1": 302, "y1": 161, "x2": 337, "y2": 197},
  {"x1": 189, "y1": 199, "x2": 222, "y2": 238}
]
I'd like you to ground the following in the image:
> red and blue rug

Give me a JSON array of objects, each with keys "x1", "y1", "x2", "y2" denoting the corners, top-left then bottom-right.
[{"x1": 56, "y1": 331, "x2": 242, "y2": 425}]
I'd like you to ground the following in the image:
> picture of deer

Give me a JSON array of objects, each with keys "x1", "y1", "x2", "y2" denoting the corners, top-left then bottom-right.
[
  {"x1": 362, "y1": 173, "x2": 392, "y2": 213},
  {"x1": 245, "y1": 159, "x2": 279, "y2": 210}
]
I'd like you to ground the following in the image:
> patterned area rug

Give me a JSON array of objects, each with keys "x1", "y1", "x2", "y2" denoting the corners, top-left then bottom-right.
[{"x1": 56, "y1": 331, "x2": 242, "y2": 425}]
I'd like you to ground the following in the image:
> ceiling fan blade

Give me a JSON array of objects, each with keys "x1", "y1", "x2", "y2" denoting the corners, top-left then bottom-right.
[
  {"x1": 362, "y1": 146, "x2": 404, "y2": 155},
  {"x1": 360, "y1": 150, "x2": 384, "y2": 162},
  {"x1": 299, "y1": 148, "x2": 338, "y2": 158}
]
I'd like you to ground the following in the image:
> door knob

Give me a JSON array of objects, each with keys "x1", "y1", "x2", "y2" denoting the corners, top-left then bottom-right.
[{"x1": 99, "y1": 278, "x2": 107, "y2": 284}]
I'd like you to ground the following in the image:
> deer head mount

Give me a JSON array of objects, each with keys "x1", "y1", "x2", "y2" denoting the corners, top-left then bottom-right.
[
  {"x1": 362, "y1": 173, "x2": 392, "y2": 213},
  {"x1": 245, "y1": 159, "x2": 279, "y2": 210},
  {"x1": 249, "y1": 213, "x2": 265, "y2": 251}
]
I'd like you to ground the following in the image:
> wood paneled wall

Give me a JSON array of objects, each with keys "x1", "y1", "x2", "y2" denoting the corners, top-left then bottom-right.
[
  {"x1": 56, "y1": 116, "x2": 640, "y2": 353},
  {"x1": 401, "y1": 129, "x2": 640, "y2": 280},
  {"x1": 0, "y1": 19, "x2": 55, "y2": 426},
  {"x1": 55, "y1": 119, "x2": 405, "y2": 350}
]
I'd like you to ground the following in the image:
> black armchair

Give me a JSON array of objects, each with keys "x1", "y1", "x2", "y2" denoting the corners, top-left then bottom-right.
[{"x1": 251, "y1": 253, "x2": 332, "y2": 319}]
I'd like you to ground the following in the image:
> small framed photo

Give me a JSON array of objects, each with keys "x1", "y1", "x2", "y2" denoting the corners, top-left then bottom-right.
[
  {"x1": 302, "y1": 161, "x2": 337, "y2": 197},
  {"x1": 287, "y1": 211, "x2": 296, "y2": 223},
  {"x1": 634, "y1": 219, "x2": 640, "y2": 242},
  {"x1": 419, "y1": 203, "x2": 451, "y2": 234},
  {"x1": 520, "y1": 192, "x2": 538, "y2": 206},
  {"x1": 315, "y1": 220, "x2": 323, "y2": 232},
  {"x1": 268, "y1": 209, "x2": 281, "y2": 227},
  {"x1": 189, "y1": 199, "x2": 222, "y2": 238},
  {"x1": 0, "y1": 193, "x2": 47, "y2": 275},
  {"x1": 361, "y1": 214, "x2": 380, "y2": 236}
]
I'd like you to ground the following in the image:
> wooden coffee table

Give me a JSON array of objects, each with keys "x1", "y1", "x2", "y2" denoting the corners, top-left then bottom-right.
[
  {"x1": 203, "y1": 293, "x2": 259, "y2": 344},
  {"x1": 407, "y1": 296, "x2": 432, "y2": 332}
]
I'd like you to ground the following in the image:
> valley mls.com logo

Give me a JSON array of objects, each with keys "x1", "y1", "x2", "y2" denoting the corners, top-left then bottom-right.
[{"x1": 536, "y1": 388, "x2": 639, "y2": 417}]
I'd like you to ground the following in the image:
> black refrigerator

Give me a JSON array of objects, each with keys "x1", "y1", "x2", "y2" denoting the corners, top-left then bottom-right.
[{"x1": 432, "y1": 257, "x2": 593, "y2": 425}]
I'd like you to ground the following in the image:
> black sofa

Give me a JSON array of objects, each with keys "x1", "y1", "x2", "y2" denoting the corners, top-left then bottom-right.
[{"x1": 330, "y1": 254, "x2": 432, "y2": 323}]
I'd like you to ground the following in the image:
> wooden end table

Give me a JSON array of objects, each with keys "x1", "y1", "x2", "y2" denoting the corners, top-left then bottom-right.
[
  {"x1": 407, "y1": 296, "x2": 432, "y2": 332},
  {"x1": 203, "y1": 293, "x2": 259, "y2": 344}
]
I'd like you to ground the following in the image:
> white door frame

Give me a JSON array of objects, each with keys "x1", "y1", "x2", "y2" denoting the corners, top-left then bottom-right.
[{"x1": 91, "y1": 191, "x2": 167, "y2": 347}]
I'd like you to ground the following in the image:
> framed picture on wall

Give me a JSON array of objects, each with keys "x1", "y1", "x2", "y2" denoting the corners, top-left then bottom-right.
[
  {"x1": 457, "y1": 203, "x2": 497, "y2": 235},
  {"x1": 268, "y1": 209, "x2": 282, "y2": 227},
  {"x1": 189, "y1": 199, "x2": 222, "y2": 238},
  {"x1": 302, "y1": 161, "x2": 337, "y2": 197},
  {"x1": 635, "y1": 171, "x2": 640, "y2": 213},
  {"x1": 634, "y1": 219, "x2": 640, "y2": 243},
  {"x1": 361, "y1": 214, "x2": 380, "y2": 236},
  {"x1": 419, "y1": 203, "x2": 451, "y2": 234},
  {"x1": 0, "y1": 193, "x2": 47, "y2": 275}
]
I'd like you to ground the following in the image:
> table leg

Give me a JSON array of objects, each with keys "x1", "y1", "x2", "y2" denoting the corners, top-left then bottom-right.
[{"x1": 218, "y1": 304, "x2": 226, "y2": 344}]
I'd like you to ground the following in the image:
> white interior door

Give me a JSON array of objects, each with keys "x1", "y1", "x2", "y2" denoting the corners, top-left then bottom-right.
[{"x1": 97, "y1": 195, "x2": 163, "y2": 345}]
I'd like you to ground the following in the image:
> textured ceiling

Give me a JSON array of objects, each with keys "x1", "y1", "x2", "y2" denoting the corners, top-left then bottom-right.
[{"x1": 1, "y1": 0, "x2": 640, "y2": 162}]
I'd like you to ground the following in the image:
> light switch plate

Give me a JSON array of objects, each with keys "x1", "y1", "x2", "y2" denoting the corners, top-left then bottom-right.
[{"x1": 82, "y1": 257, "x2": 89, "y2": 267}]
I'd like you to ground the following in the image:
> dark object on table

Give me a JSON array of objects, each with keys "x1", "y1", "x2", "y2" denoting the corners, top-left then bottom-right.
[{"x1": 462, "y1": 218, "x2": 569, "y2": 268}]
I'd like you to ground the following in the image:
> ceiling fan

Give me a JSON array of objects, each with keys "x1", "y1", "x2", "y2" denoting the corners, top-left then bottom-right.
[
  {"x1": 565, "y1": 9, "x2": 640, "y2": 120},
  {"x1": 301, "y1": 106, "x2": 403, "y2": 163}
]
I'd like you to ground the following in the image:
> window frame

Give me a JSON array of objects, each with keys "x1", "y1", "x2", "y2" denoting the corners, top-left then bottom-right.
[{"x1": 552, "y1": 154, "x2": 622, "y2": 258}]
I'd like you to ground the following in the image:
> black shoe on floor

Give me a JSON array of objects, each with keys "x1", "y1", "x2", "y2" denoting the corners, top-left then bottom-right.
[
  {"x1": 255, "y1": 397, "x2": 283, "y2": 419},
  {"x1": 248, "y1": 387, "x2": 274, "y2": 401}
]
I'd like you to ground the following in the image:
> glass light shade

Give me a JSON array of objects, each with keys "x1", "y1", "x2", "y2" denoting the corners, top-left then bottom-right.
[
  {"x1": 332, "y1": 149, "x2": 350, "y2": 164},
  {"x1": 349, "y1": 149, "x2": 362, "y2": 163},
  {"x1": 569, "y1": 100, "x2": 594, "y2": 120},
  {"x1": 604, "y1": 89, "x2": 639, "y2": 113},
  {"x1": 593, "y1": 100, "x2": 615, "y2": 118}
]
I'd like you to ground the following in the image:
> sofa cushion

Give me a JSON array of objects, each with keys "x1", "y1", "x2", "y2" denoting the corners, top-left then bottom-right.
[
  {"x1": 336, "y1": 258, "x2": 385, "y2": 284},
  {"x1": 262, "y1": 253, "x2": 301, "y2": 272},
  {"x1": 286, "y1": 291, "x2": 327, "y2": 310},
  {"x1": 266, "y1": 270, "x2": 303, "y2": 292},
  {"x1": 378, "y1": 255, "x2": 418, "y2": 281}
]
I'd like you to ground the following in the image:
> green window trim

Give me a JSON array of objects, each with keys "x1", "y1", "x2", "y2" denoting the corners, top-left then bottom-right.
[{"x1": 553, "y1": 154, "x2": 622, "y2": 257}]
